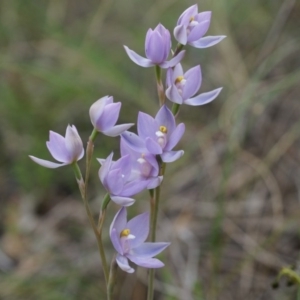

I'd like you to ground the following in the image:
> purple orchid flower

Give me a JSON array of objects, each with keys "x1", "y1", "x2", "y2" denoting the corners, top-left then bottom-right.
[
  {"x1": 122, "y1": 105, "x2": 185, "y2": 163},
  {"x1": 166, "y1": 63, "x2": 222, "y2": 106},
  {"x1": 120, "y1": 138, "x2": 163, "y2": 189},
  {"x1": 174, "y1": 4, "x2": 226, "y2": 48},
  {"x1": 124, "y1": 24, "x2": 185, "y2": 69},
  {"x1": 110, "y1": 207, "x2": 170, "y2": 273},
  {"x1": 29, "y1": 125, "x2": 84, "y2": 168},
  {"x1": 98, "y1": 153, "x2": 151, "y2": 206},
  {"x1": 89, "y1": 96, "x2": 134, "y2": 137}
]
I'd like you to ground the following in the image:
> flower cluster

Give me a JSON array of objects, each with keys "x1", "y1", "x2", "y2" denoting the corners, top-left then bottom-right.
[{"x1": 29, "y1": 4, "x2": 224, "y2": 281}]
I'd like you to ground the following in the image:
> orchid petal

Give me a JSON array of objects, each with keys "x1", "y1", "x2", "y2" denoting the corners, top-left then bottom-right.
[
  {"x1": 188, "y1": 19, "x2": 211, "y2": 43},
  {"x1": 121, "y1": 131, "x2": 147, "y2": 153},
  {"x1": 95, "y1": 102, "x2": 121, "y2": 131},
  {"x1": 124, "y1": 46, "x2": 154, "y2": 68},
  {"x1": 160, "y1": 50, "x2": 185, "y2": 69},
  {"x1": 127, "y1": 256, "x2": 164, "y2": 269},
  {"x1": 110, "y1": 228, "x2": 123, "y2": 255},
  {"x1": 145, "y1": 137, "x2": 162, "y2": 155},
  {"x1": 184, "y1": 87, "x2": 222, "y2": 106},
  {"x1": 165, "y1": 85, "x2": 183, "y2": 104},
  {"x1": 29, "y1": 156, "x2": 68, "y2": 169},
  {"x1": 110, "y1": 196, "x2": 136, "y2": 206},
  {"x1": 155, "y1": 105, "x2": 176, "y2": 134},
  {"x1": 161, "y1": 150, "x2": 184, "y2": 163},
  {"x1": 165, "y1": 123, "x2": 185, "y2": 151},
  {"x1": 131, "y1": 242, "x2": 170, "y2": 258},
  {"x1": 189, "y1": 35, "x2": 226, "y2": 48},
  {"x1": 174, "y1": 24, "x2": 187, "y2": 45},
  {"x1": 46, "y1": 131, "x2": 69, "y2": 163},
  {"x1": 99, "y1": 152, "x2": 114, "y2": 184},
  {"x1": 138, "y1": 112, "x2": 158, "y2": 140},
  {"x1": 102, "y1": 123, "x2": 134, "y2": 137},
  {"x1": 116, "y1": 254, "x2": 135, "y2": 273},
  {"x1": 110, "y1": 207, "x2": 127, "y2": 237},
  {"x1": 127, "y1": 212, "x2": 149, "y2": 248},
  {"x1": 182, "y1": 65, "x2": 202, "y2": 100}
]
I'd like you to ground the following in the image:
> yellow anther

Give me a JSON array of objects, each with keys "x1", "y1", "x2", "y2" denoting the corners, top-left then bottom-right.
[
  {"x1": 175, "y1": 76, "x2": 184, "y2": 85},
  {"x1": 120, "y1": 229, "x2": 130, "y2": 237},
  {"x1": 159, "y1": 126, "x2": 168, "y2": 133},
  {"x1": 189, "y1": 16, "x2": 195, "y2": 22}
]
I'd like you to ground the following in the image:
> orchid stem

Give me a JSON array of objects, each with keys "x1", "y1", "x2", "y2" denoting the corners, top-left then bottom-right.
[
  {"x1": 107, "y1": 254, "x2": 118, "y2": 300},
  {"x1": 155, "y1": 65, "x2": 165, "y2": 106},
  {"x1": 72, "y1": 130, "x2": 110, "y2": 289},
  {"x1": 147, "y1": 161, "x2": 165, "y2": 300}
]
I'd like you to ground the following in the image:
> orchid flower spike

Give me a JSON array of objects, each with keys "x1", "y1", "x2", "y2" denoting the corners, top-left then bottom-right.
[
  {"x1": 124, "y1": 24, "x2": 185, "y2": 69},
  {"x1": 89, "y1": 96, "x2": 134, "y2": 137},
  {"x1": 98, "y1": 153, "x2": 151, "y2": 206},
  {"x1": 166, "y1": 63, "x2": 222, "y2": 106},
  {"x1": 122, "y1": 105, "x2": 185, "y2": 163},
  {"x1": 174, "y1": 4, "x2": 226, "y2": 48},
  {"x1": 110, "y1": 207, "x2": 170, "y2": 273},
  {"x1": 29, "y1": 125, "x2": 84, "y2": 168}
]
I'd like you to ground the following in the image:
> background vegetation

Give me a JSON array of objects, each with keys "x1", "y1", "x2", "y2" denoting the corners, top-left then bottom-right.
[{"x1": 0, "y1": 0, "x2": 300, "y2": 299}]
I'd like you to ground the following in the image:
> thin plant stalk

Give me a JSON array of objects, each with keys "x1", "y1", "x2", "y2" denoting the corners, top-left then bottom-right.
[
  {"x1": 107, "y1": 254, "x2": 118, "y2": 300},
  {"x1": 147, "y1": 160, "x2": 165, "y2": 300}
]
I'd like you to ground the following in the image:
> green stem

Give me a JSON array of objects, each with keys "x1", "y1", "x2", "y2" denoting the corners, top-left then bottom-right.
[
  {"x1": 107, "y1": 254, "x2": 118, "y2": 300},
  {"x1": 171, "y1": 103, "x2": 180, "y2": 117},
  {"x1": 173, "y1": 43, "x2": 184, "y2": 57},
  {"x1": 155, "y1": 65, "x2": 165, "y2": 106},
  {"x1": 147, "y1": 161, "x2": 165, "y2": 300},
  {"x1": 85, "y1": 128, "x2": 98, "y2": 197}
]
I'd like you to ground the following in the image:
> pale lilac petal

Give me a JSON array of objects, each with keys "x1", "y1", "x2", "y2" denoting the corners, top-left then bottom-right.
[
  {"x1": 195, "y1": 11, "x2": 212, "y2": 23},
  {"x1": 165, "y1": 67, "x2": 173, "y2": 88},
  {"x1": 165, "y1": 123, "x2": 185, "y2": 151},
  {"x1": 145, "y1": 30, "x2": 165, "y2": 64},
  {"x1": 89, "y1": 96, "x2": 110, "y2": 128},
  {"x1": 116, "y1": 254, "x2": 135, "y2": 273},
  {"x1": 182, "y1": 66, "x2": 201, "y2": 100},
  {"x1": 127, "y1": 212, "x2": 149, "y2": 248},
  {"x1": 121, "y1": 131, "x2": 147, "y2": 153},
  {"x1": 112, "y1": 154, "x2": 132, "y2": 178},
  {"x1": 106, "y1": 168, "x2": 124, "y2": 195},
  {"x1": 178, "y1": 4, "x2": 198, "y2": 26},
  {"x1": 174, "y1": 24, "x2": 187, "y2": 45},
  {"x1": 161, "y1": 150, "x2": 184, "y2": 163},
  {"x1": 188, "y1": 19, "x2": 211, "y2": 43},
  {"x1": 172, "y1": 63, "x2": 184, "y2": 80},
  {"x1": 189, "y1": 35, "x2": 226, "y2": 48},
  {"x1": 127, "y1": 256, "x2": 164, "y2": 269},
  {"x1": 131, "y1": 242, "x2": 170, "y2": 258},
  {"x1": 46, "y1": 131, "x2": 69, "y2": 163},
  {"x1": 155, "y1": 105, "x2": 176, "y2": 135},
  {"x1": 110, "y1": 228, "x2": 123, "y2": 255},
  {"x1": 146, "y1": 176, "x2": 163, "y2": 189},
  {"x1": 138, "y1": 112, "x2": 158, "y2": 140},
  {"x1": 65, "y1": 125, "x2": 84, "y2": 162},
  {"x1": 102, "y1": 123, "x2": 134, "y2": 137},
  {"x1": 110, "y1": 207, "x2": 127, "y2": 237},
  {"x1": 165, "y1": 85, "x2": 183, "y2": 104},
  {"x1": 160, "y1": 50, "x2": 185, "y2": 69},
  {"x1": 110, "y1": 196, "x2": 135, "y2": 206},
  {"x1": 184, "y1": 87, "x2": 222, "y2": 106},
  {"x1": 124, "y1": 46, "x2": 154, "y2": 68},
  {"x1": 121, "y1": 179, "x2": 149, "y2": 196},
  {"x1": 99, "y1": 152, "x2": 114, "y2": 183},
  {"x1": 145, "y1": 137, "x2": 162, "y2": 155},
  {"x1": 95, "y1": 102, "x2": 121, "y2": 131},
  {"x1": 144, "y1": 153, "x2": 159, "y2": 176},
  {"x1": 29, "y1": 156, "x2": 68, "y2": 169}
]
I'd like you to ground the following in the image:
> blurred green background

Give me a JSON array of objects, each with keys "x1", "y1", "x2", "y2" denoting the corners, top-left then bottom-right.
[{"x1": 1, "y1": 0, "x2": 300, "y2": 299}]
